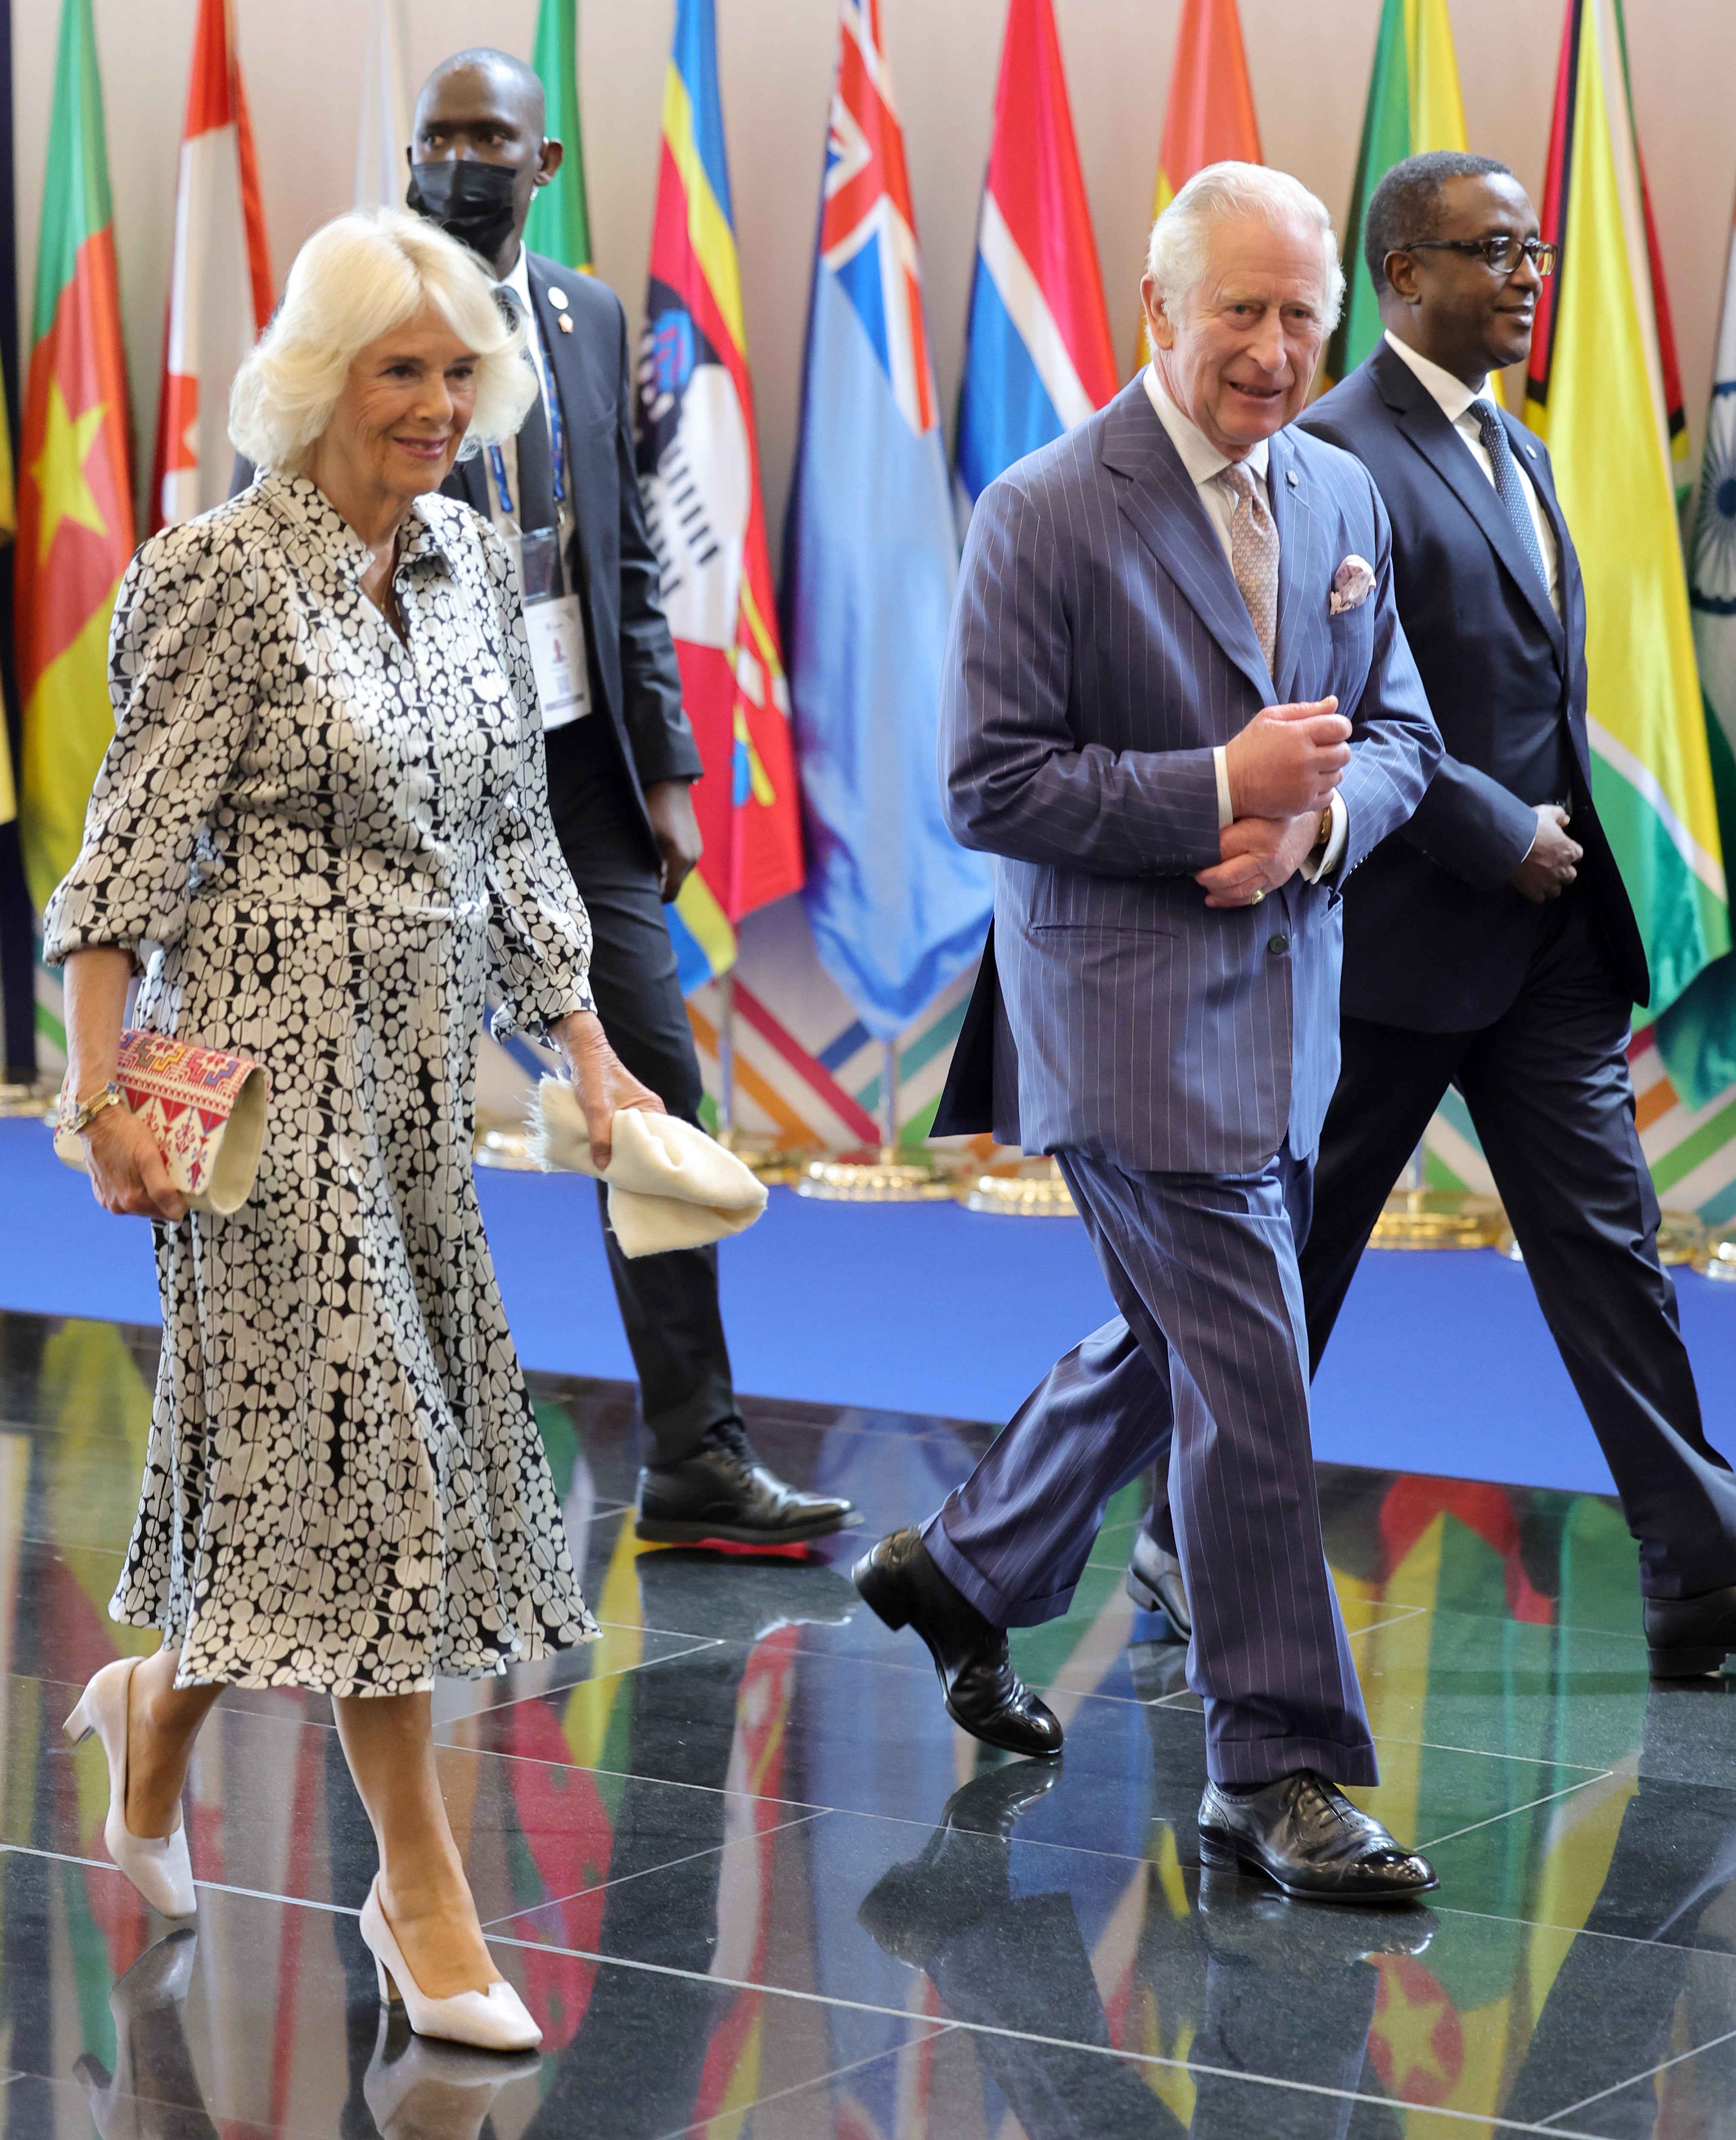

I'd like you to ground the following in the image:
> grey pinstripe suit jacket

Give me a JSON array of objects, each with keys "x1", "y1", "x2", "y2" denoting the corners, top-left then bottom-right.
[{"x1": 940, "y1": 378, "x2": 1442, "y2": 1175}]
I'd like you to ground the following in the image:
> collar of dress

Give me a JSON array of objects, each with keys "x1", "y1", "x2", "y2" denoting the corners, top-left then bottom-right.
[{"x1": 257, "y1": 470, "x2": 453, "y2": 579}]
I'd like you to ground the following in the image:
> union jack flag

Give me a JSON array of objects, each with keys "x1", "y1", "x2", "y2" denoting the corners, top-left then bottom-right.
[{"x1": 818, "y1": 0, "x2": 937, "y2": 437}]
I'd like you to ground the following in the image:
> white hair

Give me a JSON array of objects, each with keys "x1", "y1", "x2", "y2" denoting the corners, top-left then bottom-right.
[
  {"x1": 1145, "y1": 161, "x2": 1345, "y2": 331},
  {"x1": 229, "y1": 209, "x2": 537, "y2": 473}
]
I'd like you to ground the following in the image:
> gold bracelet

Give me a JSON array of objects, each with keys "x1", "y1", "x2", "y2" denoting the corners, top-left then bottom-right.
[{"x1": 59, "y1": 1080, "x2": 124, "y2": 1138}]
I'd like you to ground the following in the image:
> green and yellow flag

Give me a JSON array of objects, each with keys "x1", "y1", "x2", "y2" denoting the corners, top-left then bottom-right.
[
  {"x1": 16, "y1": 0, "x2": 133, "y2": 912},
  {"x1": 1525, "y1": 0, "x2": 1723, "y2": 1023},
  {"x1": 523, "y1": 0, "x2": 593, "y2": 274},
  {"x1": 1326, "y1": 0, "x2": 1479, "y2": 389}
]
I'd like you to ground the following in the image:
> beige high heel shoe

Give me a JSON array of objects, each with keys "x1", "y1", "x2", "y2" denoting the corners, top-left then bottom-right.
[
  {"x1": 63, "y1": 1657, "x2": 196, "y2": 1919},
  {"x1": 359, "y1": 1876, "x2": 541, "y2": 2053}
]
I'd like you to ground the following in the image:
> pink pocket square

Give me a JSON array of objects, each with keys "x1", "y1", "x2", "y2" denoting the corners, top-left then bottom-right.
[{"x1": 1329, "y1": 555, "x2": 1375, "y2": 615}]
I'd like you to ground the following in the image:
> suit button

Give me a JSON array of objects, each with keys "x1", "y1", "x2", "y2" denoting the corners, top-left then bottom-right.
[{"x1": 1267, "y1": 934, "x2": 1290, "y2": 955}]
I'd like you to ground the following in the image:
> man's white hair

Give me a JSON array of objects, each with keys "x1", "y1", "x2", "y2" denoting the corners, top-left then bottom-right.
[
  {"x1": 1145, "y1": 161, "x2": 1345, "y2": 330},
  {"x1": 230, "y1": 210, "x2": 537, "y2": 473}
]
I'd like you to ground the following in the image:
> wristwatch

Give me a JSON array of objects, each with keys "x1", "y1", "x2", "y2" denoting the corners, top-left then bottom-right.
[
  {"x1": 59, "y1": 1079, "x2": 124, "y2": 1138},
  {"x1": 1309, "y1": 806, "x2": 1335, "y2": 862}
]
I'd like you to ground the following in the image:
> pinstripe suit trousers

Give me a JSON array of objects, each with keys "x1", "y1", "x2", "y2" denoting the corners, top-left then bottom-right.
[{"x1": 922, "y1": 1143, "x2": 1377, "y2": 1788}]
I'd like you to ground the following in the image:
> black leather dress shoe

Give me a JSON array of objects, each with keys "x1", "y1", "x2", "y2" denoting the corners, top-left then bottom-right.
[
  {"x1": 1126, "y1": 1528, "x2": 1192, "y2": 1640},
  {"x1": 1643, "y1": 1585, "x2": 1736, "y2": 1678},
  {"x1": 1198, "y1": 1772, "x2": 1438, "y2": 1903},
  {"x1": 852, "y1": 1527, "x2": 1064, "y2": 1758},
  {"x1": 636, "y1": 1421, "x2": 860, "y2": 1546}
]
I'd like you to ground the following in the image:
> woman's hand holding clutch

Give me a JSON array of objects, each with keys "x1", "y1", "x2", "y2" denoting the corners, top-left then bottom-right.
[
  {"x1": 81, "y1": 1104, "x2": 189, "y2": 1222},
  {"x1": 552, "y1": 1011, "x2": 665, "y2": 1172}
]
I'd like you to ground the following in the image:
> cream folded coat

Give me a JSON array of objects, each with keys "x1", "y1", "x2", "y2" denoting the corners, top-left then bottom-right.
[{"x1": 529, "y1": 1081, "x2": 768, "y2": 1258}]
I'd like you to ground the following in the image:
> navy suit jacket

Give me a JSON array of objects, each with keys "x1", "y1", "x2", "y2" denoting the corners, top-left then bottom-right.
[
  {"x1": 936, "y1": 378, "x2": 1441, "y2": 1175},
  {"x1": 1299, "y1": 339, "x2": 1647, "y2": 1027},
  {"x1": 444, "y1": 252, "x2": 701, "y2": 868}
]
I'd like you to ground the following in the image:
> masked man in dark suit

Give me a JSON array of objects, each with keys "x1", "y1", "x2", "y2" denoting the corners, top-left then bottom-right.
[
  {"x1": 1125, "y1": 152, "x2": 1736, "y2": 1672},
  {"x1": 405, "y1": 49, "x2": 854, "y2": 1549}
]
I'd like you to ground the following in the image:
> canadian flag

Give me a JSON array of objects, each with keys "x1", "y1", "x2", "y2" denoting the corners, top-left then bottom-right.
[{"x1": 150, "y1": 0, "x2": 272, "y2": 533}]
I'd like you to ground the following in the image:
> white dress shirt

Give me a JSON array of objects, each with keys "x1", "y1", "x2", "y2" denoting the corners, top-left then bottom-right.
[
  {"x1": 1141, "y1": 363, "x2": 1346, "y2": 880},
  {"x1": 488, "y1": 245, "x2": 576, "y2": 570},
  {"x1": 1381, "y1": 330, "x2": 1561, "y2": 618}
]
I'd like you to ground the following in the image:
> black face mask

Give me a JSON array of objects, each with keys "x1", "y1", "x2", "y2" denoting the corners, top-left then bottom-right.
[{"x1": 405, "y1": 159, "x2": 520, "y2": 266}]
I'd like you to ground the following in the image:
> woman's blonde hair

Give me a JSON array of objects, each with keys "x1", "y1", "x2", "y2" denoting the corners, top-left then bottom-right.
[{"x1": 229, "y1": 209, "x2": 537, "y2": 473}]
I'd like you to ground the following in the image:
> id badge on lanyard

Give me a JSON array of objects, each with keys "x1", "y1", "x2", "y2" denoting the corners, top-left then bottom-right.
[{"x1": 505, "y1": 530, "x2": 590, "y2": 733}]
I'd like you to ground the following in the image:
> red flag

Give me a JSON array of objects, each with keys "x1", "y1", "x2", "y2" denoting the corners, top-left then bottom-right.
[
  {"x1": 150, "y1": 0, "x2": 271, "y2": 534},
  {"x1": 1136, "y1": 0, "x2": 1263, "y2": 369}
]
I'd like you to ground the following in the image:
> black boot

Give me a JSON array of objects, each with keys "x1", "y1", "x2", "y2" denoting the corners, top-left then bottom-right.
[
  {"x1": 1643, "y1": 1584, "x2": 1736, "y2": 1678},
  {"x1": 853, "y1": 1527, "x2": 1063, "y2": 1757},
  {"x1": 636, "y1": 1419, "x2": 860, "y2": 1547}
]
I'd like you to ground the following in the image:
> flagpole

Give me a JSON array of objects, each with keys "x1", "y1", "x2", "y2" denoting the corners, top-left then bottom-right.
[
  {"x1": 717, "y1": 969, "x2": 736, "y2": 1141},
  {"x1": 879, "y1": 1039, "x2": 897, "y2": 1155}
]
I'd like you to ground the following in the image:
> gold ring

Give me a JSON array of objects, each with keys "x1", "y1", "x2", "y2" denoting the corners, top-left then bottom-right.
[{"x1": 1249, "y1": 889, "x2": 1264, "y2": 905}]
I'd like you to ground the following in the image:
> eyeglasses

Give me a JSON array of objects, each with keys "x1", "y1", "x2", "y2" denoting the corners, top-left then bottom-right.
[{"x1": 1398, "y1": 235, "x2": 1558, "y2": 278}]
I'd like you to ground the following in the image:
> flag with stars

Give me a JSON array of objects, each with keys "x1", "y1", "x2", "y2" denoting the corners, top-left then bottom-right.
[
  {"x1": 782, "y1": 0, "x2": 990, "y2": 1037},
  {"x1": 636, "y1": 0, "x2": 803, "y2": 991},
  {"x1": 17, "y1": 0, "x2": 135, "y2": 912}
]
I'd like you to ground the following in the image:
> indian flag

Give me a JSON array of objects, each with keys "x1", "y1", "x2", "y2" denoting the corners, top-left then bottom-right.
[
  {"x1": 1524, "y1": 0, "x2": 1724, "y2": 1028},
  {"x1": 1133, "y1": 0, "x2": 1260, "y2": 371},
  {"x1": 16, "y1": 0, "x2": 136, "y2": 915},
  {"x1": 1327, "y1": 0, "x2": 1482, "y2": 391}
]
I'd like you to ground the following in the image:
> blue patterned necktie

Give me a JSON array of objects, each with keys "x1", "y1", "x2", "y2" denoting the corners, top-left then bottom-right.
[{"x1": 1471, "y1": 400, "x2": 1550, "y2": 596}]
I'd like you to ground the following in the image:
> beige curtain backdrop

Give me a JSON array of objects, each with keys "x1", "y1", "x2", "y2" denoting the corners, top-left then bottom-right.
[{"x1": 14, "y1": 0, "x2": 1736, "y2": 540}]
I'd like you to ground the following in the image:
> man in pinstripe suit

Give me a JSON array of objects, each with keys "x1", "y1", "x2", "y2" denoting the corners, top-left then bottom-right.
[{"x1": 856, "y1": 165, "x2": 1443, "y2": 1903}]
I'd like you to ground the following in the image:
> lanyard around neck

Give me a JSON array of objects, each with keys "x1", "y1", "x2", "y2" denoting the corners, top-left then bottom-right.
[{"x1": 488, "y1": 298, "x2": 566, "y2": 523}]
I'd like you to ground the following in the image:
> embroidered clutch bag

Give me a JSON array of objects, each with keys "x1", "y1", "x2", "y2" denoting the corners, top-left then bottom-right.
[{"x1": 54, "y1": 1030, "x2": 270, "y2": 1216}]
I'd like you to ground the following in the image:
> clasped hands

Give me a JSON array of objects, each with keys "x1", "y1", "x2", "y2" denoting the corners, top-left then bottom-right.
[{"x1": 1194, "y1": 698, "x2": 1349, "y2": 910}]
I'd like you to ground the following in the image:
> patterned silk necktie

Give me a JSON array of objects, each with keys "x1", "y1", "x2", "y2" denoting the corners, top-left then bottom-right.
[
  {"x1": 1471, "y1": 400, "x2": 1550, "y2": 596},
  {"x1": 1218, "y1": 460, "x2": 1278, "y2": 672}
]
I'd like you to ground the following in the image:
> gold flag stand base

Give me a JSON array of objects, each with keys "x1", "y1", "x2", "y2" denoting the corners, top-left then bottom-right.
[
  {"x1": 797, "y1": 1146, "x2": 957, "y2": 1203},
  {"x1": 1368, "y1": 1189, "x2": 1507, "y2": 1249},
  {"x1": 473, "y1": 1126, "x2": 541, "y2": 1171},
  {"x1": 716, "y1": 1128, "x2": 812, "y2": 1187},
  {"x1": 960, "y1": 1157, "x2": 1078, "y2": 1218},
  {"x1": 0, "y1": 1082, "x2": 54, "y2": 1121}
]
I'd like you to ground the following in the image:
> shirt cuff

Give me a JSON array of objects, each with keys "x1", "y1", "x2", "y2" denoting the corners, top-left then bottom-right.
[
  {"x1": 1299, "y1": 792, "x2": 1349, "y2": 883},
  {"x1": 1213, "y1": 744, "x2": 1234, "y2": 830}
]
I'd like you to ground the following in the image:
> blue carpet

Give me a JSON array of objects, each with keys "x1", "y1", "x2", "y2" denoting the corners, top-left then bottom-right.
[{"x1": 9, "y1": 1113, "x2": 1736, "y2": 1495}]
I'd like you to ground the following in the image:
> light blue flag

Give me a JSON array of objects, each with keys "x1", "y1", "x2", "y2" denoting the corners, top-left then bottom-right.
[{"x1": 782, "y1": 1, "x2": 990, "y2": 1041}]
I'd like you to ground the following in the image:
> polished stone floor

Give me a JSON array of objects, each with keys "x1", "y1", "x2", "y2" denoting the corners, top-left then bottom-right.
[{"x1": 0, "y1": 1308, "x2": 1732, "y2": 2138}]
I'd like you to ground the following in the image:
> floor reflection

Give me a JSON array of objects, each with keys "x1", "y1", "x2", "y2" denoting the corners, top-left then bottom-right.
[{"x1": 0, "y1": 1306, "x2": 1734, "y2": 2136}]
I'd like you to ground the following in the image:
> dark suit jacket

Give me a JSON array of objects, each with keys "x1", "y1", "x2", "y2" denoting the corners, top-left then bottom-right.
[
  {"x1": 933, "y1": 381, "x2": 1439, "y2": 1168},
  {"x1": 443, "y1": 251, "x2": 699, "y2": 866},
  {"x1": 1298, "y1": 338, "x2": 1647, "y2": 1028}
]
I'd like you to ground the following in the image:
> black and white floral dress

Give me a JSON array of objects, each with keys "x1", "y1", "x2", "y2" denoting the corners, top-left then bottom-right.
[{"x1": 43, "y1": 471, "x2": 600, "y2": 1694}]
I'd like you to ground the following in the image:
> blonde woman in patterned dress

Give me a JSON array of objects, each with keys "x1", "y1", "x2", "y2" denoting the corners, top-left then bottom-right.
[{"x1": 44, "y1": 211, "x2": 661, "y2": 2054}]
